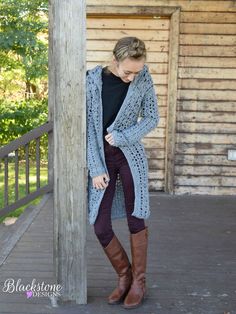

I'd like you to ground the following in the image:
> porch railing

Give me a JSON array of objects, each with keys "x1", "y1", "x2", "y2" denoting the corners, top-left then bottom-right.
[{"x1": 0, "y1": 121, "x2": 53, "y2": 217}]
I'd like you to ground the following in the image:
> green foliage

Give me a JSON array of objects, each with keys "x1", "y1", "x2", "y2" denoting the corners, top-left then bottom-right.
[
  {"x1": 0, "y1": 0, "x2": 48, "y2": 99},
  {"x1": 0, "y1": 1, "x2": 49, "y2": 218},
  {"x1": 0, "y1": 99, "x2": 48, "y2": 142},
  {"x1": 0, "y1": 67, "x2": 25, "y2": 99},
  {"x1": 0, "y1": 99, "x2": 48, "y2": 159},
  {"x1": 0, "y1": 1, "x2": 49, "y2": 154}
]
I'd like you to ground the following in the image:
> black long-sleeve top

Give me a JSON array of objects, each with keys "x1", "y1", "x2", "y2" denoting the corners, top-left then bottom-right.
[{"x1": 102, "y1": 67, "x2": 130, "y2": 136}]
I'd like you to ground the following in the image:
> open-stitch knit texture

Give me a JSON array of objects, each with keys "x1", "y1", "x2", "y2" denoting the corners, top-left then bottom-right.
[{"x1": 86, "y1": 64, "x2": 159, "y2": 225}]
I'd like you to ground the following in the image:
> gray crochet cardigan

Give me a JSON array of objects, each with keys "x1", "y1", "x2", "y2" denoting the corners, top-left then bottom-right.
[{"x1": 86, "y1": 64, "x2": 159, "y2": 225}]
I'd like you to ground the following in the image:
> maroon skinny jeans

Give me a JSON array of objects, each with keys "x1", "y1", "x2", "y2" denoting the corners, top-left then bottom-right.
[{"x1": 94, "y1": 139, "x2": 145, "y2": 248}]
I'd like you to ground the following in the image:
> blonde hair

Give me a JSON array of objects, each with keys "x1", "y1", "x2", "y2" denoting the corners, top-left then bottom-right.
[{"x1": 113, "y1": 37, "x2": 146, "y2": 62}]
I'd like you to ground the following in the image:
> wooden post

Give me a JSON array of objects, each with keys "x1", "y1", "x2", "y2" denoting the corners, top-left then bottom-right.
[{"x1": 49, "y1": 0, "x2": 87, "y2": 304}]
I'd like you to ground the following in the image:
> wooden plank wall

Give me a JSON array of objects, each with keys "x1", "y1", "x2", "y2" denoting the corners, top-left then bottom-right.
[
  {"x1": 176, "y1": 6, "x2": 236, "y2": 195},
  {"x1": 87, "y1": 17, "x2": 170, "y2": 191},
  {"x1": 87, "y1": 0, "x2": 236, "y2": 195}
]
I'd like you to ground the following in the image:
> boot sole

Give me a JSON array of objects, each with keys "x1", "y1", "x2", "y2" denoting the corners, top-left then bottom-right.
[
  {"x1": 108, "y1": 286, "x2": 132, "y2": 305},
  {"x1": 122, "y1": 298, "x2": 145, "y2": 309},
  {"x1": 108, "y1": 300, "x2": 122, "y2": 305},
  {"x1": 108, "y1": 293, "x2": 128, "y2": 305},
  {"x1": 122, "y1": 293, "x2": 147, "y2": 309},
  {"x1": 108, "y1": 293, "x2": 129, "y2": 305}
]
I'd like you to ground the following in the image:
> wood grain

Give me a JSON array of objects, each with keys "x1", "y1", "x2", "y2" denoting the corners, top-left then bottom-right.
[{"x1": 49, "y1": 0, "x2": 87, "y2": 304}]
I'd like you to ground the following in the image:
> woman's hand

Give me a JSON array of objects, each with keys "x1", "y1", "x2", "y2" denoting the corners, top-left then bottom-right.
[
  {"x1": 92, "y1": 173, "x2": 110, "y2": 190},
  {"x1": 105, "y1": 133, "x2": 114, "y2": 145}
]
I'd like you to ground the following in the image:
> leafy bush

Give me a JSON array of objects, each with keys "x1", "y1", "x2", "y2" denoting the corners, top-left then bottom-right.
[
  {"x1": 0, "y1": 99, "x2": 48, "y2": 159},
  {"x1": 0, "y1": 0, "x2": 48, "y2": 100}
]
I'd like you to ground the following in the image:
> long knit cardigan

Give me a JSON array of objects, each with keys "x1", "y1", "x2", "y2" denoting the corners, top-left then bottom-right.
[{"x1": 86, "y1": 64, "x2": 159, "y2": 225}]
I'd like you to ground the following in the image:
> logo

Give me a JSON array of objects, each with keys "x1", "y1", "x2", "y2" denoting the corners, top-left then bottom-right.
[{"x1": 2, "y1": 278, "x2": 62, "y2": 298}]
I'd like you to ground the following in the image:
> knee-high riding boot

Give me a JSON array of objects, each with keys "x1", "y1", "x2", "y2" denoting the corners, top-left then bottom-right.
[
  {"x1": 123, "y1": 227, "x2": 148, "y2": 309},
  {"x1": 103, "y1": 235, "x2": 132, "y2": 305}
]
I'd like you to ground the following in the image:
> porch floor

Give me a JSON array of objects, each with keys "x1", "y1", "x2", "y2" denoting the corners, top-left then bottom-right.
[{"x1": 0, "y1": 192, "x2": 235, "y2": 314}]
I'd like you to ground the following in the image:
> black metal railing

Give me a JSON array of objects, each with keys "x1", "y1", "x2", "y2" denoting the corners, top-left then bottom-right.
[{"x1": 0, "y1": 121, "x2": 53, "y2": 217}]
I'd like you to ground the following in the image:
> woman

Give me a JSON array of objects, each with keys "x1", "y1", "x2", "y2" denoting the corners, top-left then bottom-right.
[{"x1": 86, "y1": 37, "x2": 159, "y2": 309}]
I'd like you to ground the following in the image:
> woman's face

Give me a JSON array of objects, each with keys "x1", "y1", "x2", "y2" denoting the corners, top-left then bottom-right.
[{"x1": 114, "y1": 58, "x2": 145, "y2": 83}]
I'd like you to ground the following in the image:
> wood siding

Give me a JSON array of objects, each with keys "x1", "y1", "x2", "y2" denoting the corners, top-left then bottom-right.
[
  {"x1": 87, "y1": 1, "x2": 236, "y2": 195},
  {"x1": 177, "y1": 3, "x2": 236, "y2": 195}
]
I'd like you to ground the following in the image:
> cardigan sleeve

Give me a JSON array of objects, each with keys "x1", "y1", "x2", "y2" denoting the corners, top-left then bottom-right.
[
  {"x1": 86, "y1": 83, "x2": 106, "y2": 178},
  {"x1": 111, "y1": 84, "x2": 159, "y2": 147}
]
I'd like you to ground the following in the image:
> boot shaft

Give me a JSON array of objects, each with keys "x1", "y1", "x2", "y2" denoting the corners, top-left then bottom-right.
[{"x1": 130, "y1": 227, "x2": 148, "y2": 280}]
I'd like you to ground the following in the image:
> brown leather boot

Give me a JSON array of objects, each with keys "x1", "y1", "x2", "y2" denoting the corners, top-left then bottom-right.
[
  {"x1": 123, "y1": 227, "x2": 148, "y2": 309},
  {"x1": 103, "y1": 235, "x2": 132, "y2": 305}
]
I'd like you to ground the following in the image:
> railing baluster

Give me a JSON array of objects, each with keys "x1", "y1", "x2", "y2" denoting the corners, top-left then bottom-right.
[
  {"x1": 15, "y1": 149, "x2": 19, "y2": 201},
  {"x1": 25, "y1": 143, "x2": 30, "y2": 195},
  {"x1": 36, "y1": 137, "x2": 40, "y2": 189},
  {"x1": 0, "y1": 121, "x2": 53, "y2": 216},
  {"x1": 4, "y1": 156, "x2": 9, "y2": 206}
]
